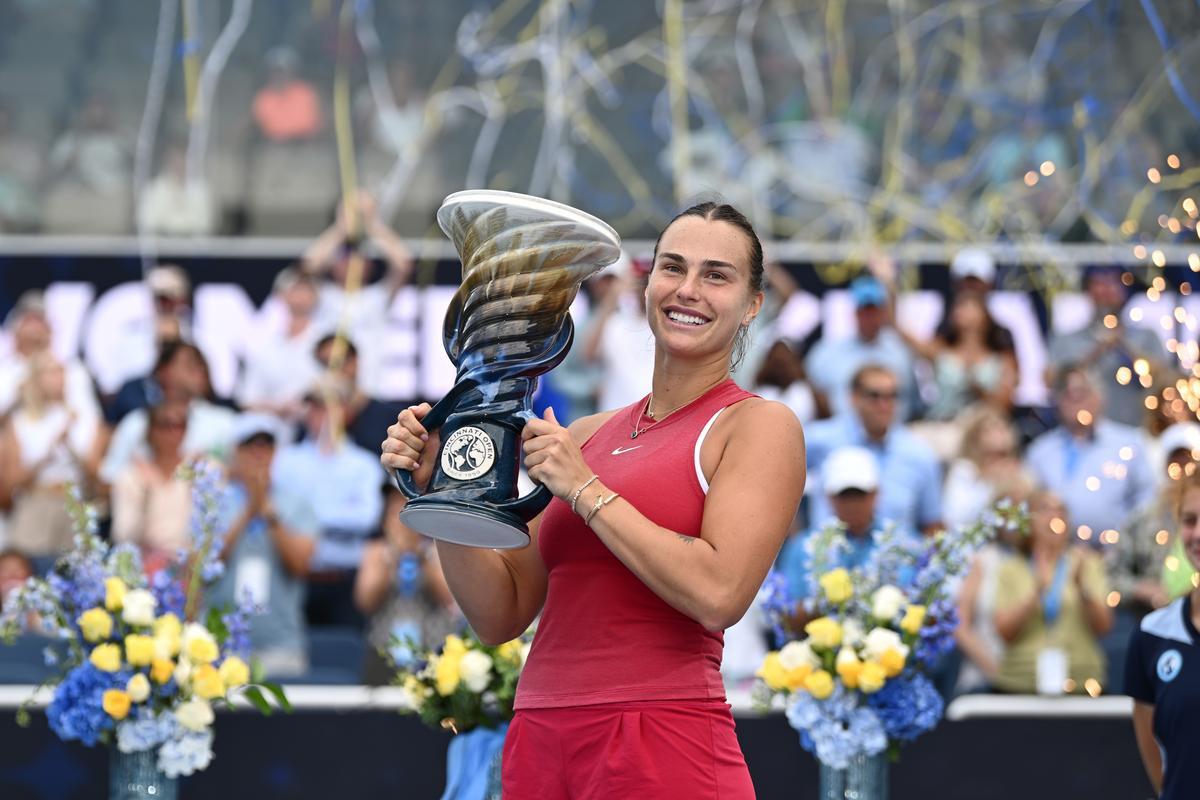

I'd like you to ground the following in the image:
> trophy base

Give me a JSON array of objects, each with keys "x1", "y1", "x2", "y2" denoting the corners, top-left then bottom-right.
[{"x1": 398, "y1": 500, "x2": 532, "y2": 549}]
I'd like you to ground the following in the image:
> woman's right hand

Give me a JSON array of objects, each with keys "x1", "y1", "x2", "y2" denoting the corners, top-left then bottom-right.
[{"x1": 381, "y1": 403, "x2": 438, "y2": 491}]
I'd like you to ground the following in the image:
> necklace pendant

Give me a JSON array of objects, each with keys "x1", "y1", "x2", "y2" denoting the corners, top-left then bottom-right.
[{"x1": 630, "y1": 430, "x2": 639, "y2": 440}]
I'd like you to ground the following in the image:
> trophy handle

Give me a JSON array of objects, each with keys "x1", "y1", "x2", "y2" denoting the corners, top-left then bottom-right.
[
  {"x1": 390, "y1": 379, "x2": 478, "y2": 501},
  {"x1": 492, "y1": 482, "x2": 553, "y2": 521}
]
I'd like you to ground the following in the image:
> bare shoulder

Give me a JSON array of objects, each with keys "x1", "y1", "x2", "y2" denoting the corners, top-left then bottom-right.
[
  {"x1": 721, "y1": 397, "x2": 805, "y2": 443},
  {"x1": 566, "y1": 409, "x2": 620, "y2": 445}
]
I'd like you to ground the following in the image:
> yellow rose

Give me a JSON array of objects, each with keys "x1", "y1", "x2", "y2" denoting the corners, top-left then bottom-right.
[
  {"x1": 804, "y1": 617, "x2": 843, "y2": 650},
  {"x1": 435, "y1": 652, "x2": 462, "y2": 696},
  {"x1": 104, "y1": 577, "x2": 127, "y2": 612},
  {"x1": 126, "y1": 673, "x2": 151, "y2": 703},
  {"x1": 803, "y1": 669, "x2": 835, "y2": 700},
  {"x1": 102, "y1": 689, "x2": 132, "y2": 720},
  {"x1": 497, "y1": 640, "x2": 523, "y2": 664},
  {"x1": 900, "y1": 604, "x2": 927, "y2": 636},
  {"x1": 89, "y1": 643, "x2": 122, "y2": 673},
  {"x1": 818, "y1": 568, "x2": 854, "y2": 605},
  {"x1": 757, "y1": 652, "x2": 790, "y2": 692},
  {"x1": 124, "y1": 634, "x2": 155, "y2": 667},
  {"x1": 879, "y1": 647, "x2": 907, "y2": 678},
  {"x1": 858, "y1": 661, "x2": 887, "y2": 694},
  {"x1": 151, "y1": 657, "x2": 176, "y2": 685},
  {"x1": 836, "y1": 648, "x2": 862, "y2": 690},
  {"x1": 154, "y1": 614, "x2": 182, "y2": 647},
  {"x1": 442, "y1": 635, "x2": 467, "y2": 658},
  {"x1": 77, "y1": 608, "x2": 113, "y2": 642},
  {"x1": 182, "y1": 624, "x2": 219, "y2": 664},
  {"x1": 218, "y1": 656, "x2": 250, "y2": 688},
  {"x1": 192, "y1": 664, "x2": 226, "y2": 700}
]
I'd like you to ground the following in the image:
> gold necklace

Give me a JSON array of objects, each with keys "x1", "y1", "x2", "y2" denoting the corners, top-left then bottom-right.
[{"x1": 629, "y1": 376, "x2": 727, "y2": 439}]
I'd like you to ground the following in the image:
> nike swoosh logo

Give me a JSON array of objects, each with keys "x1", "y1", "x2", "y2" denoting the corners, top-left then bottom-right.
[{"x1": 611, "y1": 446, "x2": 642, "y2": 455}]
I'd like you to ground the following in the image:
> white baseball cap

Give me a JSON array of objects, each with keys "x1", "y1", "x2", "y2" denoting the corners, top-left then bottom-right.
[
  {"x1": 1161, "y1": 422, "x2": 1200, "y2": 459},
  {"x1": 822, "y1": 446, "x2": 880, "y2": 495},
  {"x1": 950, "y1": 247, "x2": 996, "y2": 284}
]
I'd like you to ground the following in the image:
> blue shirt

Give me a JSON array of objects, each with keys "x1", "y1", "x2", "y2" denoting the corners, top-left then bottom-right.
[
  {"x1": 804, "y1": 414, "x2": 942, "y2": 533},
  {"x1": 1125, "y1": 595, "x2": 1200, "y2": 800},
  {"x1": 205, "y1": 481, "x2": 319, "y2": 655},
  {"x1": 1024, "y1": 419, "x2": 1156, "y2": 538},
  {"x1": 804, "y1": 329, "x2": 917, "y2": 420},
  {"x1": 777, "y1": 521, "x2": 921, "y2": 602},
  {"x1": 271, "y1": 439, "x2": 386, "y2": 571}
]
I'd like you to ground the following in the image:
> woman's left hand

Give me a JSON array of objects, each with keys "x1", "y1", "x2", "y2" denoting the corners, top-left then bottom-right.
[{"x1": 521, "y1": 407, "x2": 592, "y2": 500}]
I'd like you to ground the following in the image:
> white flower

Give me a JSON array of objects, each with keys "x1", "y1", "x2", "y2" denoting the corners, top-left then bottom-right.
[
  {"x1": 861, "y1": 627, "x2": 909, "y2": 661},
  {"x1": 174, "y1": 698, "x2": 214, "y2": 732},
  {"x1": 841, "y1": 618, "x2": 865, "y2": 648},
  {"x1": 836, "y1": 647, "x2": 860, "y2": 668},
  {"x1": 458, "y1": 650, "x2": 494, "y2": 693},
  {"x1": 173, "y1": 659, "x2": 192, "y2": 689},
  {"x1": 778, "y1": 640, "x2": 820, "y2": 671},
  {"x1": 126, "y1": 673, "x2": 151, "y2": 703},
  {"x1": 121, "y1": 589, "x2": 158, "y2": 627},
  {"x1": 181, "y1": 623, "x2": 219, "y2": 664},
  {"x1": 870, "y1": 585, "x2": 906, "y2": 621}
]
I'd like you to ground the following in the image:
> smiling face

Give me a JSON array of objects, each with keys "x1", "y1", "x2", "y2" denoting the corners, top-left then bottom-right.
[{"x1": 645, "y1": 216, "x2": 763, "y2": 365}]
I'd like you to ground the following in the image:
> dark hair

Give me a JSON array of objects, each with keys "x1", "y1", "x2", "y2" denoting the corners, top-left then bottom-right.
[
  {"x1": 652, "y1": 202, "x2": 765, "y2": 368},
  {"x1": 935, "y1": 290, "x2": 1014, "y2": 353},
  {"x1": 152, "y1": 340, "x2": 215, "y2": 401},
  {"x1": 1053, "y1": 362, "x2": 1097, "y2": 395},
  {"x1": 315, "y1": 333, "x2": 358, "y2": 359},
  {"x1": 850, "y1": 363, "x2": 896, "y2": 393},
  {"x1": 652, "y1": 202, "x2": 765, "y2": 293}
]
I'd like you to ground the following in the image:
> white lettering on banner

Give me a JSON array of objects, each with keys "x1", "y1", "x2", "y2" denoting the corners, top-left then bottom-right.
[{"x1": 35, "y1": 279, "x2": 1058, "y2": 405}]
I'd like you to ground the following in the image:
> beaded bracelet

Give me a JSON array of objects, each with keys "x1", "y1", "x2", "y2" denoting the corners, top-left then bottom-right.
[
  {"x1": 569, "y1": 475, "x2": 599, "y2": 515},
  {"x1": 584, "y1": 492, "x2": 620, "y2": 526}
]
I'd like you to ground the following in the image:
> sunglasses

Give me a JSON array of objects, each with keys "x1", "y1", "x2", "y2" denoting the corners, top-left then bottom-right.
[{"x1": 858, "y1": 388, "x2": 899, "y2": 402}]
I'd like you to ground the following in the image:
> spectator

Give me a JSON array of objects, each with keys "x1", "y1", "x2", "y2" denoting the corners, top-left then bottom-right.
[
  {"x1": 992, "y1": 489, "x2": 1113, "y2": 694},
  {"x1": 578, "y1": 252, "x2": 655, "y2": 414},
  {"x1": 252, "y1": 48, "x2": 322, "y2": 143},
  {"x1": 805, "y1": 364, "x2": 942, "y2": 535},
  {"x1": 948, "y1": 247, "x2": 999, "y2": 295},
  {"x1": 0, "y1": 103, "x2": 41, "y2": 231},
  {"x1": 99, "y1": 264, "x2": 196, "y2": 404},
  {"x1": 0, "y1": 549, "x2": 33, "y2": 605},
  {"x1": 355, "y1": 59, "x2": 424, "y2": 157},
  {"x1": 47, "y1": 92, "x2": 128, "y2": 193},
  {"x1": 942, "y1": 409, "x2": 1026, "y2": 531},
  {"x1": 751, "y1": 339, "x2": 816, "y2": 425},
  {"x1": 355, "y1": 489, "x2": 460, "y2": 686},
  {"x1": 109, "y1": 402, "x2": 193, "y2": 575},
  {"x1": 805, "y1": 275, "x2": 917, "y2": 420},
  {"x1": 136, "y1": 142, "x2": 215, "y2": 236},
  {"x1": 954, "y1": 471, "x2": 1035, "y2": 694},
  {"x1": 1047, "y1": 265, "x2": 1169, "y2": 428},
  {"x1": 207, "y1": 414, "x2": 318, "y2": 678},
  {"x1": 900, "y1": 289, "x2": 1018, "y2": 422},
  {"x1": 0, "y1": 354, "x2": 101, "y2": 571},
  {"x1": 0, "y1": 290, "x2": 100, "y2": 421},
  {"x1": 301, "y1": 190, "x2": 414, "y2": 347},
  {"x1": 273, "y1": 376, "x2": 385, "y2": 628},
  {"x1": 312, "y1": 333, "x2": 401, "y2": 456},
  {"x1": 777, "y1": 446, "x2": 920, "y2": 609},
  {"x1": 1024, "y1": 364, "x2": 1156, "y2": 541},
  {"x1": 101, "y1": 342, "x2": 235, "y2": 484},
  {"x1": 237, "y1": 268, "x2": 323, "y2": 425}
]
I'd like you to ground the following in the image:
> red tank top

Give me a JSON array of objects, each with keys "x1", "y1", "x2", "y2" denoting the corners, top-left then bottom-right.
[{"x1": 514, "y1": 379, "x2": 756, "y2": 709}]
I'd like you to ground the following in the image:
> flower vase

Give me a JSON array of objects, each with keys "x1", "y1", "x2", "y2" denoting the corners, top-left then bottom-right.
[
  {"x1": 818, "y1": 752, "x2": 889, "y2": 800},
  {"x1": 109, "y1": 748, "x2": 178, "y2": 800}
]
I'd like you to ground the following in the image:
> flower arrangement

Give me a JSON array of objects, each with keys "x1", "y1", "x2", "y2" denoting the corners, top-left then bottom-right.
[
  {"x1": 757, "y1": 501, "x2": 1026, "y2": 770},
  {"x1": 392, "y1": 629, "x2": 533, "y2": 734},
  {"x1": 0, "y1": 463, "x2": 288, "y2": 779}
]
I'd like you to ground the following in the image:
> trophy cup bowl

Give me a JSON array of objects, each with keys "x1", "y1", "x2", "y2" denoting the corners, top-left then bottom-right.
[{"x1": 392, "y1": 190, "x2": 622, "y2": 548}]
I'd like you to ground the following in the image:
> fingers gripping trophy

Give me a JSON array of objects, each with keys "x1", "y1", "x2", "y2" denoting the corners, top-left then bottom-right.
[{"x1": 392, "y1": 190, "x2": 621, "y2": 548}]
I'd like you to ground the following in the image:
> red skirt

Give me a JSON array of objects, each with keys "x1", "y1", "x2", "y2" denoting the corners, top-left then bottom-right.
[{"x1": 501, "y1": 700, "x2": 755, "y2": 799}]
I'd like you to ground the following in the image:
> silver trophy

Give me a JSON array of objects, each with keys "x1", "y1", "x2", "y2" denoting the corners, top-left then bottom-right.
[{"x1": 392, "y1": 190, "x2": 622, "y2": 548}]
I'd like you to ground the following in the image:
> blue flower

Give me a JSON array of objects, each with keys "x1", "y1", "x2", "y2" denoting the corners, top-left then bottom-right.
[
  {"x1": 46, "y1": 664, "x2": 126, "y2": 746},
  {"x1": 157, "y1": 729, "x2": 214, "y2": 778},
  {"x1": 866, "y1": 672, "x2": 944, "y2": 742},
  {"x1": 786, "y1": 686, "x2": 886, "y2": 770},
  {"x1": 150, "y1": 569, "x2": 187, "y2": 619},
  {"x1": 116, "y1": 709, "x2": 177, "y2": 753}
]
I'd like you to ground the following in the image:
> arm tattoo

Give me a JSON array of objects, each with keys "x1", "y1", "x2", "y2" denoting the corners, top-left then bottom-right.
[{"x1": 676, "y1": 534, "x2": 695, "y2": 545}]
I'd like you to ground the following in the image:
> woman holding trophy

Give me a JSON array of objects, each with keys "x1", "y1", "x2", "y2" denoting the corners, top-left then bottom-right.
[{"x1": 382, "y1": 202, "x2": 805, "y2": 797}]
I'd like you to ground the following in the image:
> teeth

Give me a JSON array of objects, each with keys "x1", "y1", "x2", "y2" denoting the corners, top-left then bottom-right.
[{"x1": 667, "y1": 311, "x2": 707, "y2": 325}]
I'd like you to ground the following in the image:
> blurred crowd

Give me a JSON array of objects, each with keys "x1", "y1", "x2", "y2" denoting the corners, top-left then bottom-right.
[{"x1": 0, "y1": 208, "x2": 1196, "y2": 698}]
